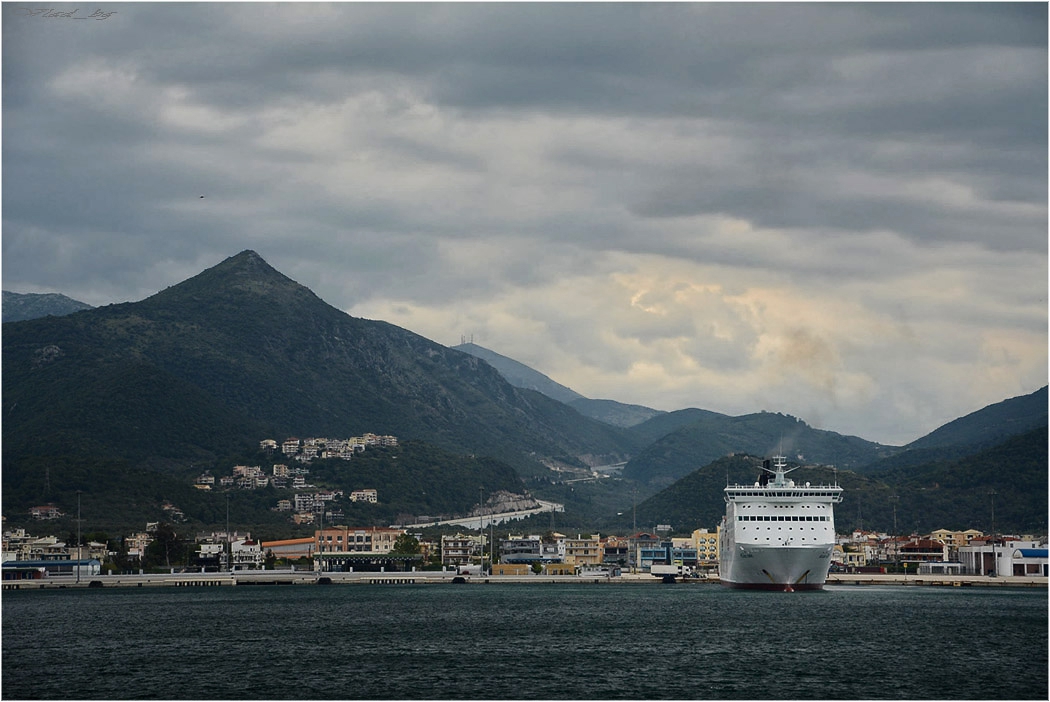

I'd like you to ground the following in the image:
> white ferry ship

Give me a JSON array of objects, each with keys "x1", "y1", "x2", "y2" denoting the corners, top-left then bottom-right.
[{"x1": 719, "y1": 455, "x2": 842, "y2": 591}]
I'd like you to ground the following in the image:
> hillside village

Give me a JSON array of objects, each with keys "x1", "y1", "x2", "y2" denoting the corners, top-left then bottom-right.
[{"x1": 191, "y1": 434, "x2": 397, "y2": 524}]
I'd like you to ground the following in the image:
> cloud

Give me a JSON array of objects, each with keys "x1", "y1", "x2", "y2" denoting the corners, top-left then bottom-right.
[{"x1": 2, "y1": 3, "x2": 1045, "y2": 445}]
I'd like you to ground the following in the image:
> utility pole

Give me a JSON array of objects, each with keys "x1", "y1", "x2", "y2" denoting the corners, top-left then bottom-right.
[
  {"x1": 632, "y1": 488, "x2": 637, "y2": 533},
  {"x1": 479, "y1": 487, "x2": 484, "y2": 573},
  {"x1": 226, "y1": 494, "x2": 231, "y2": 573},
  {"x1": 990, "y1": 490, "x2": 997, "y2": 576},
  {"x1": 76, "y1": 490, "x2": 82, "y2": 584},
  {"x1": 892, "y1": 495, "x2": 899, "y2": 572}
]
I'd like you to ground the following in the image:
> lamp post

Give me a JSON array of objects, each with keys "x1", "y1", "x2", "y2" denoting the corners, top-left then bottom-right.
[
  {"x1": 226, "y1": 493, "x2": 231, "y2": 573},
  {"x1": 989, "y1": 490, "x2": 997, "y2": 576},
  {"x1": 76, "y1": 490, "x2": 82, "y2": 584},
  {"x1": 892, "y1": 495, "x2": 899, "y2": 573}
]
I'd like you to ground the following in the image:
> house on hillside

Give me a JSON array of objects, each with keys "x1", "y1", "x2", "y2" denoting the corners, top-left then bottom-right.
[{"x1": 30, "y1": 505, "x2": 62, "y2": 520}]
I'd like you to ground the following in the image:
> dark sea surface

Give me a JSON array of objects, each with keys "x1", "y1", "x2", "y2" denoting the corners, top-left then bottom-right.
[{"x1": 2, "y1": 583, "x2": 1046, "y2": 700}]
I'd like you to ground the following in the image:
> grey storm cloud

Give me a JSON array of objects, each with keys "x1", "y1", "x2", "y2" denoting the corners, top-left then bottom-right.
[{"x1": 2, "y1": 2, "x2": 1046, "y2": 445}]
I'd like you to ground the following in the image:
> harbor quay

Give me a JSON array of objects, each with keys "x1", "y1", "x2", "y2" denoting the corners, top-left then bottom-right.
[{"x1": 4, "y1": 568, "x2": 1046, "y2": 590}]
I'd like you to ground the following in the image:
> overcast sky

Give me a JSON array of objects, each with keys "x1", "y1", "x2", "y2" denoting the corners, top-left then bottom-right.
[{"x1": 3, "y1": 2, "x2": 1046, "y2": 446}]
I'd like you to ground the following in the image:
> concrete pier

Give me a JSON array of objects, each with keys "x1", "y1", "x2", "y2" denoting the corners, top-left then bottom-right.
[{"x1": 3, "y1": 570, "x2": 1045, "y2": 590}]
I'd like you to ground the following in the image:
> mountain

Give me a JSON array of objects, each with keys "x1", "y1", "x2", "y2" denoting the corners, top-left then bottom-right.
[
  {"x1": 3, "y1": 290, "x2": 93, "y2": 322},
  {"x1": 905, "y1": 386, "x2": 1047, "y2": 452},
  {"x1": 852, "y1": 386, "x2": 1048, "y2": 477},
  {"x1": 3, "y1": 251, "x2": 644, "y2": 529},
  {"x1": 453, "y1": 342, "x2": 584, "y2": 404},
  {"x1": 624, "y1": 425, "x2": 1048, "y2": 536},
  {"x1": 453, "y1": 342, "x2": 664, "y2": 427},
  {"x1": 566, "y1": 398, "x2": 664, "y2": 428},
  {"x1": 621, "y1": 411, "x2": 892, "y2": 487},
  {"x1": 627, "y1": 408, "x2": 730, "y2": 445}
]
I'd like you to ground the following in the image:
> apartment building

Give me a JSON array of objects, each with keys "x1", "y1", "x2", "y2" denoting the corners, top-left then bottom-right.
[
  {"x1": 691, "y1": 528, "x2": 719, "y2": 566},
  {"x1": 314, "y1": 527, "x2": 405, "y2": 554},
  {"x1": 442, "y1": 534, "x2": 479, "y2": 567},
  {"x1": 929, "y1": 529, "x2": 985, "y2": 548},
  {"x1": 564, "y1": 535, "x2": 603, "y2": 566}
]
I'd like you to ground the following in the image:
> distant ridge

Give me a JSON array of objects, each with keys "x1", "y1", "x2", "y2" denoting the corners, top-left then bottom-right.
[
  {"x1": 3, "y1": 291, "x2": 93, "y2": 322},
  {"x1": 905, "y1": 386, "x2": 1047, "y2": 451},
  {"x1": 452, "y1": 342, "x2": 584, "y2": 404},
  {"x1": 452, "y1": 342, "x2": 664, "y2": 428}
]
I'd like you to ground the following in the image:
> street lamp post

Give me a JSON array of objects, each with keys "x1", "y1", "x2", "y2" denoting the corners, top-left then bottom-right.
[
  {"x1": 989, "y1": 490, "x2": 997, "y2": 576},
  {"x1": 479, "y1": 487, "x2": 485, "y2": 573},
  {"x1": 892, "y1": 495, "x2": 899, "y2": 573},
  {"x1": 226, "y1": 494, "x2": 231, "y2": 573},
  {"x1": 76, "y1": 490, "x2": 82, "y2": 584}
]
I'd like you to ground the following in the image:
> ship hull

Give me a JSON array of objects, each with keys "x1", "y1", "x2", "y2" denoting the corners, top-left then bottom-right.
[{"x1": 719, "y1": 543, "x2": 833, "y2": 591}]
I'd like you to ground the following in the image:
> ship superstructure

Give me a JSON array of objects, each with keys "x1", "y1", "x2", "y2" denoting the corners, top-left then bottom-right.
[{"x1": 719, "y1": 455, "x2": 842, "y2": 591}]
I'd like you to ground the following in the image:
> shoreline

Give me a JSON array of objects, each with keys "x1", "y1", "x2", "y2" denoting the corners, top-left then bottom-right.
[{"x1": 4, "y1": 570, "x2": 1046, "y2": 590}]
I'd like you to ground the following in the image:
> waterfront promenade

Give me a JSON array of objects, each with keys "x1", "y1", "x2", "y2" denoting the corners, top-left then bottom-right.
[{"x1": 5, "y1": 569, "x2": 1046, "y2": 590}]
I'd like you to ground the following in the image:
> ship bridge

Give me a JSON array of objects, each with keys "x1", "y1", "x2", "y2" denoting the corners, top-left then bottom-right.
[{"x1": 724, "y1": 456, "x2": 843, "y2": 503}]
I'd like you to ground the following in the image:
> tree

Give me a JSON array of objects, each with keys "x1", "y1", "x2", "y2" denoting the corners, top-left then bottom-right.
[
  {"x1": 391, "y1": 533, "x2": 420, "y2": 554},
  {"x1": 145, "y1": 523, "x2": 184, "y2": 568}
]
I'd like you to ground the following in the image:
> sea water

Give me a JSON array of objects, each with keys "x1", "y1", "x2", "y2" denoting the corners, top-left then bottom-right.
[{"x1": 2, "y1": 583, "x2": 1046, "y2": 700}]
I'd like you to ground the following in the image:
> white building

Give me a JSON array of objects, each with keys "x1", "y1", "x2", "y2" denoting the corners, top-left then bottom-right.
[
  {"x1": 232, "y1": 538, "x2": 264, "y2": 569},
  {"x1": 957, "y1": 540, "x2": 1048, "y2": 577}
]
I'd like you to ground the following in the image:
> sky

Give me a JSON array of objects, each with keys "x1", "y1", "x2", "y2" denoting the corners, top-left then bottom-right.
[{"x1": 2, "y1": 2, "x2": 1047, "y2": 446}]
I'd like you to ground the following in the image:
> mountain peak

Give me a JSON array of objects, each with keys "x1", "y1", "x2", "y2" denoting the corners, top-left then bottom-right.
[
  {"x1": 210, "y1": 249, "x2": 283, "y2": 279},
  {"x1": 222, "y1": 249, "x2": 267, "y2": 268},
  {"x1": 143, "y1": 250, "x2": 323, "y2": 312}
]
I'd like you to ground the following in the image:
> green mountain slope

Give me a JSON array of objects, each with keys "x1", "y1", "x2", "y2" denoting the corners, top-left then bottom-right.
[
  {"x1": 627, "y1": 408, "x2": 730, "y2": 445},
  {"x1": 566, "y1": 398, "x2": 665, "y2": 428},
  {"x1": 622, "y1": 426, "x2": 1047, "y2": 536},
  {"x1": 855, "y1": 386, "x2": 1047, "y2": 476},
  {"x1": 622, "y1": 411, "x2": 891, "y2": 487},
  {"x1": 905, "y1": 386, "x2": 1047, "y2": 451}
]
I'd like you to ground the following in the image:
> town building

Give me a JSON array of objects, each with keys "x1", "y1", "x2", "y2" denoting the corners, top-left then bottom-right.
[
  {"x1": 639, "y1": 541, "x2": 698, "y2": 572},
  {"x1": 564, "y1": 535, "x2": 603, "y2": 566},
  {"x1": 958, "y1": 539, "x2": 1048, "y2": 577},
  {"x1": 29, "y1": 505, "x2": 63, "y2": 520},
  {"x1": 690, "y1": 528, "x2": 720, "y2": 566},
  {"x1": 260, "y1": 537, "x2": 315, "y2": 560},
  {"x1": 441, "y1": 534, "x2": 479, "y2": 568},
  {"x1": 314, "y1": 526, "x2": 404, "y2": 555}
]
